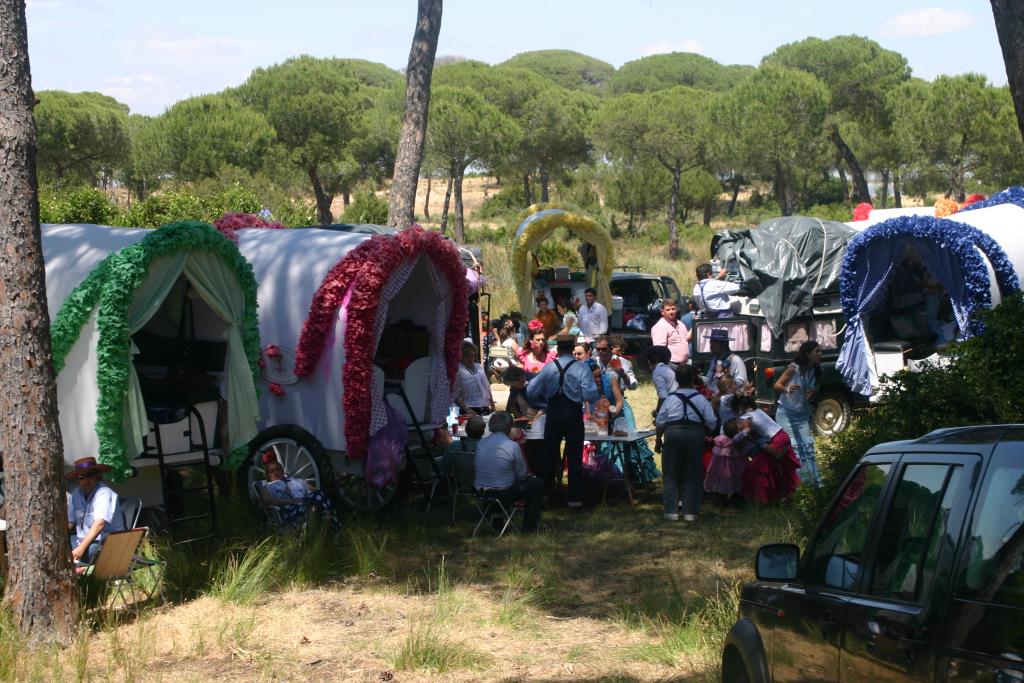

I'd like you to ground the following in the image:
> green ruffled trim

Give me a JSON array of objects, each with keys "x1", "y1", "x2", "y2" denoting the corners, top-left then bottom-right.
[
  {"x1": 51, "y1": 220, "x2": 261, "y2": 481},
  {"x1": 51, "y1": 257, "x2": 113, "y2": 374}
]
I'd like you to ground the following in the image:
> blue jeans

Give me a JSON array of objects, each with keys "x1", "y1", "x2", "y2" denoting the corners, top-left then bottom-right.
[
  {"x1": 71, "y1": 538, "x2": 103, "y2": 564},
  {"x1": 775, "y1": 404, "x2": 820, "y2": 487}
]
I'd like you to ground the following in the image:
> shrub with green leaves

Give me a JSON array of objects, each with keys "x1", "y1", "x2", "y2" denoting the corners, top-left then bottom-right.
[
  {"x1": 39, "y1": 186, "x2": 120, "y2": 225},
  {"x1": 803, "y1": 292, "x2": 1024, "y2": 533},
  {"x1": 343, "y1": 190, "x2": 388, "y2": 225}
]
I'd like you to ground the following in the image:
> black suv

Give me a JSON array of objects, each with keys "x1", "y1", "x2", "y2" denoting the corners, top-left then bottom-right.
[{"x1": 722, "y1": 425, "x2": 1024, "y2": 682}]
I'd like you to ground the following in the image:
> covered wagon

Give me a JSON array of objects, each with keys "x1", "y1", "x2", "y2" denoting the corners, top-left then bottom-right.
[{"x1": 41, "y1": 220, "x2": 262, "y2": 536}]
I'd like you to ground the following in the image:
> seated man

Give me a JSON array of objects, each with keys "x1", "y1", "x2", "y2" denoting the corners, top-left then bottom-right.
[
  {"x1": 474, "y1": 411, "x2": 544, "y2": 532},
  {"x1": 66, "y1": 457, "x2": 125, "y2": 564},
  {"x1": 258, "y1": 453, "x2": 341, "y2": 529}
]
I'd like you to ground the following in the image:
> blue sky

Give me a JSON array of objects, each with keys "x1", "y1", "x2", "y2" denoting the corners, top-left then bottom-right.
[{"x1": 26, "y1": 0, "x2": 1006, "y2": 115}]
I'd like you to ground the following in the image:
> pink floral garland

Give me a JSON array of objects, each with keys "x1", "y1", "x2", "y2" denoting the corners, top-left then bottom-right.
[
  {"x1": 212, "y1": 212, "x2": 286, "y2": 242},
  {"x1": 294, "y1": 226, "x2": 468, "y2": 459}
]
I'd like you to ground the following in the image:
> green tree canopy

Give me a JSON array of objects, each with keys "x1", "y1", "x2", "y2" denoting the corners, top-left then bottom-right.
[
  {"x1": 607, "y1": 52, "x2": 753, "y2": 95},
  {"x1": 239, "y1": 55, "x2": 365, "y2": 223},
  {"x1": 35, "y1": 90, "x2": 131, "y2": 187},
  {"x1": 426, "y1": 84, "x2": 519, "y2": 240},
  {"x1": 763, "y1": 35, "x2": 911, "y2": 202},
  {"x1": 158, "y1": 93, "x2": 276, "y2": 181},
  {"x1": 713, "y1": 66, "x2": 830, "y2": 215},
  {"x1": 334, "y1": 58, "x2": 403, "y2": 88},
  {"x1": 501, "y1": 49, "x2": 614, "y2": 94}
]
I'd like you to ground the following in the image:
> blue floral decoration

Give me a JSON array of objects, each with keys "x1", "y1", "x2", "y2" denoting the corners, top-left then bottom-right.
[
  {"x1": 959, "y1": 185, "x2": 1024, "y2": 212},
  {"x1": 840, "y1": 214, "x2": 1020, "y2": 338}
]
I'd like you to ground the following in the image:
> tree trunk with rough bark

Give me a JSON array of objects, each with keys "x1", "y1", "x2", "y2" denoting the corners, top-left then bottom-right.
[
  {"x1": 440, "y1": 175, "x2": 452, "y2": 233},
  {"x1": 727, "y1": 174, "x2": 742, "y2": 217},
  {"x1": 829, "y1": 124, "x2": 870, "y2": 203},
  {"x1": 992, "y1": 0, "x2": 1024, "y2": 144},
  {"x1": 308, "y1": 167, "x2": 333, "y2": 225},
  {"x1": 539, "y1": 164, "x2": 549, "y2": 203},
  {"x1": 837, "y1": 162, "x2": 849, "y2": 202},
  {"x1": 522, "y1": 173, "x2": 532, "y2": 206},
  {"x1": 879, "y1": 168, "x2": 890, "y2": 208},
  {"x1": 775, "y1": 160, "x2": 792, "y2": 216},
  {"x1": 453, "y1": 165, "x2": 466, "y2": 242},
  {"x1": 666, "y1": 163, "x2": 681, "y2": 258},
  {"x1": 422, "y1": 174, "x2": 431, "y2": 219},
  {"x1": 387, "y1": 0, "x2": 442, "y2": 229},
  {"x1": 0, "y1": 0, "x2": 80, "y2": 644},
  {"x1": 893, "y1": 171, "x2": 903, "y2": 208}
]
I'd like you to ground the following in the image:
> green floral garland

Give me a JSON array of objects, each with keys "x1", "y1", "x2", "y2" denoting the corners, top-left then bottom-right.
[{"x1": 51, "y1": 221, "x2": 261, "y2": 480}]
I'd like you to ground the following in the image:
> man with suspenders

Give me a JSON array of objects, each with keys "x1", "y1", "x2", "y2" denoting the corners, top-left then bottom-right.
[
  {"x1": 526, "y1": 334, "x2": 600, "y2": 508},
  {"x1": 693, "y1": 263, "x2": 739, "y2": 318}
]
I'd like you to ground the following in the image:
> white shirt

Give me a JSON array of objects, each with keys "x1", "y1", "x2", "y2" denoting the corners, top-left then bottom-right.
[
  {"x1": 68, "y1": 481, "x2": 124, "y2": 544},
  {"x1": 474, "y1": 432, "x2": 527, "y2": 489},
  {"x1": 455, "y1": 362, "x2": 492, "y2": 409},
  {"x1": 577, "y1": 301, "x2": 609, "y2": 340},
  {"x1": 598, "y1": 354, "x2": 637, "y2": 391},
  {"x1": 743, "y1": 409, "x2": 782, "y2": 440},
  {"x1": 693, "y1": 278, "x2": 740, "y2": 314},
  {"x1": 652, "y1": 363, "x2": 678, "y2": 399},
  {"x1": 655, "y1": 390, "x2": 717, "y2": 431},
  {"x1": 706, "y1": 352, "x2": 748, "y2": 390}
]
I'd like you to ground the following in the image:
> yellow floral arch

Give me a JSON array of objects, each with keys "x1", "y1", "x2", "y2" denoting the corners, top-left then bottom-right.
[{"x1": 511, "y1": 203, "x2": 614, "y2": 316}]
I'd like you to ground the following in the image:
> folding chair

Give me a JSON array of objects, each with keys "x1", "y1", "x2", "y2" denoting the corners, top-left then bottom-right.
[
  {"x1": 81, "y1": 528, "x2": 164, "y2": 610},
  {"x1": 448, "y1": 448, "x2": 480, "y2": 523},
  {"x1": 473, "y1": 490, "x2": 521, "y2": 538},
  {"x1": 250, "y1": 481, "x2": 288, "y2": 531},
  {"x1": 120, "y1": 497, "x2": 143, "y2": 530}
]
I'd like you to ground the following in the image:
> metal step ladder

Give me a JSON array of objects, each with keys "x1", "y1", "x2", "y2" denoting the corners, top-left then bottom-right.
[
  {"x1": 383, "y1": 379, "x2": 450, "y2": 510},
  {"x1": 143, "y1": 404, "x2": 219, "y2": 543}
]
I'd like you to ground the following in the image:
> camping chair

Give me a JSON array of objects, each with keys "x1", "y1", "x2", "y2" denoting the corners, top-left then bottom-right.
[
  {"x1": 120, "y1": 497, "x2": 143, "y2": 530},
  {"x1": 80, "y1": 528, "x2": 164, "y2": 611},
  {"x1": 250, "y1": 481, "x2": 290, "y2": 532},
  {"x1": 448, "y1": 448, "x2": 481, "y2": 523},
  {"x1": 473, "y1": 489, "x2": 521, "y2": 538}
]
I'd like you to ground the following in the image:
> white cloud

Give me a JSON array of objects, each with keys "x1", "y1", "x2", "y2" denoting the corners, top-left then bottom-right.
[
  {"x1": 636, "y1": 39, "x2": 705, "y2": 57},
  {"x1": 879, "y1": 8, "x2": 976, "y2": 37}
]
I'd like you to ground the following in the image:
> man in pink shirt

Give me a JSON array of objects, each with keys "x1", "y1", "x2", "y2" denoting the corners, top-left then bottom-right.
[{"x1": 650, "y1": 299, "x2": 690, "y2": 365}]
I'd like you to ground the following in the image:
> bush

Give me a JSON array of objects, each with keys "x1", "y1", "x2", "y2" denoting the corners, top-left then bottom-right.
[
  {"x1": 803, "y1": 293, "x2": 1024, "y2": 534},
  {"x1": 343, "y1": 190, "x2": 388, "y2": 225},
  {"x1": 476, "y1": 185, "x2": 529, "y2": 221},
  {"x1": 40, "y1": 186, "x2": 119, "y2": 225},
  {"x1": 804, "y1": 203, "x2": 853, "y2": 222}
]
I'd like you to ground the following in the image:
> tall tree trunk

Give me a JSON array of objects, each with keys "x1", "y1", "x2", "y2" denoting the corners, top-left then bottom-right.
[
  {"x1": 829, "y1": 124, "x2": 870, "y2": 203},
  {"x1": 837, "y1": 162, "x2": 849, "y2": 202},
  {"x1": 727, "y1": 174, "x2": 742, "y2": 217},
  {"x1": 666, "y1": 164, "x2": 681, "y2": 258},
  {"x1": 522, "y1": 173, "x2": 532, "y2": 206},
  {"x1": 387, "y1": 0, "x2": 443, "y2": 229},
  {"x1": 893, "y1": 171, "x2": 903, "y2": 208},
  {"x1": 342, "y1": 189, "x2": 351, "y2": 208},
  {"x1": 308, "y1": 167, "x2": 333, "y2": 225},
  {"x1": 703, "y1": 202, "x2": 713, "y2": 226},
  {"x1": 775, "y1": 160, "x2": 792, "y2": 216},
  {"x1": 483, "y1": 175, "x2": 489, "y2": 200},
  {"x1": 453, "y1": 165, "x2": 466, "y2": 242},
  {"x1": 627, "y1": 208, "x2": 636, "y2": 236},
  {"x1": 0, "y1": 0, "x2": 79, "y2": 643},
  {"x1": 539, "y1": 164, "x2": 549, "y2": 203},
  {"x1": 440, "y1": 175, "x2": 453, "y2": 233},
  {"x1": 422, "y1": 174, "x2": 431, "y2": 219},
  {"x1": 992, "y1": 0, "x2": 1024, "y2": 144},
  {"x1": 879, "y1": 168, "x2": 890, "y2": 208}
]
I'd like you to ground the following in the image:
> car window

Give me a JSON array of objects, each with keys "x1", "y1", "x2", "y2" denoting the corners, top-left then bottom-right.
[
  {"x1": 662, "y1": 278, "x2": 681, "y2": 303},
  {"x1": 956, "y1": 452, "x2": 1024, "y2": 607},
  {"x1": 611, "y1": 280, "x2": 660, "y2": 309},
  {"x1": 814, "y1": 319, "x2": 840, "y2": 350},
  {"x1": 808, "y1": 463, "x2": 892, "y2": 590},
  {"x1": 869, "y1": 464, "x2": 962, "y2": 602},
  {"x1": 694, "y1": 321, "x2": 753, "y2": 353},
  {"x1": 785, "y1": 323, "x2": 810, "y2": 353},
  {"x1": 760, "y1": 323, "x2": 772, "y2": 352}
]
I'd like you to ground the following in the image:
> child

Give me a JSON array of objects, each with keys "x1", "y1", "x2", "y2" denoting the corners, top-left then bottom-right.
[
  {"x1": 704, "y1": 418, "x2": 751, "y2": 504},
  {"x1": 735, "y1": 395, "x2": 801, "y2": 505},
  {"x1": 713, "y1": 376, "x2": 738, "y2": 431}
]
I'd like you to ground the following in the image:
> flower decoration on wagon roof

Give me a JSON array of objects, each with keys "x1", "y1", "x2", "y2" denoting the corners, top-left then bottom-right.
[{"x1": 933, "y1": 197, "x2": 960, "y2": 218}]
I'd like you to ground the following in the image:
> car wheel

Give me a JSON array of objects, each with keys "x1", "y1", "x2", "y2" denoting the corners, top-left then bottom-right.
[
  {"x1": 336, "y1": 460, "x2": 409, "y2": 514},
  {"x1": 240, "y1": 425, "x2": 335, "y2": 506},
  {"x1": 814, "y1": 390, "x2": 852, "y2": 437}
]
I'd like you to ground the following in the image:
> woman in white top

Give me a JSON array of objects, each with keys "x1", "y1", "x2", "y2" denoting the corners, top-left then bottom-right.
[
  {"x1": 773, "y1": 341, "x2": 824, "y2": 487},
  {"x1": 454, "y1": 342, "x2": 494, "y2": 415},
  {"x1": 654, "y1": 365, "x2": 717, "y2": 522}
]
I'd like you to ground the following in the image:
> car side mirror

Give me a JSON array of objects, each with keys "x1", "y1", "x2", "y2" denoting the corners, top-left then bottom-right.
[{"x1": 756, "y1": 543, "x2": 800, "y2": 581}]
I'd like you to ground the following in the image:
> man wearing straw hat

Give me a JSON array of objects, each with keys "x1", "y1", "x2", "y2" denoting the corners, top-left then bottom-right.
[{"x1": 66, "y1": 456, "x2": 124, "y2": 564}]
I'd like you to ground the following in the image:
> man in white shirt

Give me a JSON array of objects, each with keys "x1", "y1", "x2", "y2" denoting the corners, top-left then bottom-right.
[
  {"x1": 650, "y1": 299, "x2": 690, "y2": 365},
  {"x1": 576, "y1": 288, "x2": 608, "y2": 342},
  {"x1": 693, "y1": 264, "x2": 740, "y2": 318},
  {"x1": 66, "y1": 457, "x2": 125, "y2": 563},
  {"x1": 704, "y1": 328, "x2": 749, "y2": 393},
  {"x1": 473, "y1": 412, "x2": 543, "y2": 532}
]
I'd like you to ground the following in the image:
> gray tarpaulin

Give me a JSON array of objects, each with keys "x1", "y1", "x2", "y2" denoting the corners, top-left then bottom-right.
[{"x1": 711, "y1": 216, "x2": 857, "y2": 337}]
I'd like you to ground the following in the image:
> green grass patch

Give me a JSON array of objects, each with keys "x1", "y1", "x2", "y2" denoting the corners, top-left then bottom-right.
[{"x1": 390, "y1": 622, "x2": 490, "y2": 673}]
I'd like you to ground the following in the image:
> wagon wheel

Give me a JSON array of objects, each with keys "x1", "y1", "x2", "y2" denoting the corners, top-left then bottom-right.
[
  {"x1": 240, "y1": 425, "x2": 335, "y2": 507},
  {"x1": 336, "y1": 460, "x2": 410, "y2": 514},
  {"x1": 813, "y1": 391, "x2": 852, "y2": 437}
]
